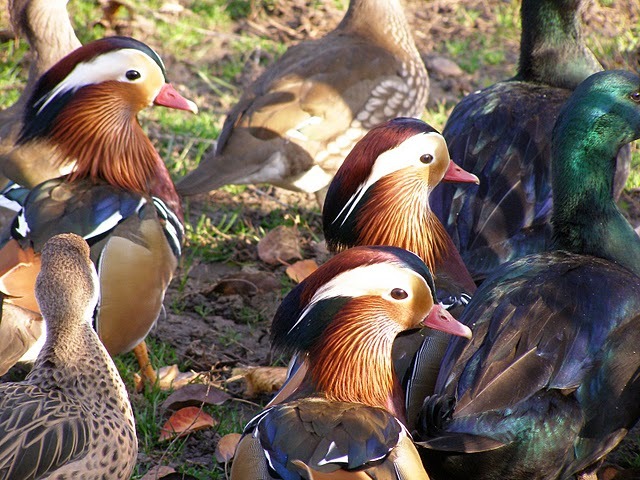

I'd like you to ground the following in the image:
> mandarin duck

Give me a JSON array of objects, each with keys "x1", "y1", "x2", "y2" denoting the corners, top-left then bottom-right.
[
  {"x1": 176, "y1": 0, "x2": 429, "y2": 205},
  {"x1": 0, "y1": 233, "x2": 136, "y2": 479},
  {"x1": 322, "y1": 117, "x2": 478, "y2": 427},
  {"x1": 232, "y1": 246, "x2": 472, "y2": 480},
  {"x1": 0, "y1": 0, "x2": 81, "y2": 190},
  {"x1": 0, "y1": 36, "x2": 197, "y2": 380},
  {"x1": 429, "y1": 0, "x2": 631, "y2": 282},
  {"x1": 414, "y1": 70, "x2": 640, "y2": 480}
]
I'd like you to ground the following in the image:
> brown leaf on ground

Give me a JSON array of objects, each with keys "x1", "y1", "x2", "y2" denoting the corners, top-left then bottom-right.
[
  {"x1": 599, "y1": 467, "x2": 640, "y2": 480},
  {"x1": 159, "y1": 406, "x2": 217, "y2": 442},
  {"x1": 257, "y1": 225, "x2": 302, "y2": 265},
  {"x1": 286, "y1": 259, "x2": 319, "y2": 283},
  {"x1": 215, "y1": 433, "x2": 242, "y2": 463},
  {"x1": 140, "y1": 466, "x2": 175, "y2": 480},
  {"x1": 210, "y1": 271, "x2": 280, "y2": 296},
  {"x1": 162, "y1": 383, "x2": 231, "y2": 411},
  {"x1": 230, "y1": 366, "x2": 288, "y2": 397},
  {"x1": 134, "y1": 365, "x2": 204, "y2": 392}
]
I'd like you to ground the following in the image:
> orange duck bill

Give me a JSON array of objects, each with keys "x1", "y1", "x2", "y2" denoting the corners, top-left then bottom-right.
[
  {"x1": 154, "y1": 83, "x2": 198, "y2": 113},
  {"x1": 443, "y1": 160, "x2": 479, "y2": 184},
  {"x1": 422, "y1": 304, "x2": 472, "y2": 338}
]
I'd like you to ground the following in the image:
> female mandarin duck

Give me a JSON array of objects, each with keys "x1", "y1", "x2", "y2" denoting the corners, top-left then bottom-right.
[
  {"x1": 176, "y1": 0, "x2": 428, "y2": 204},
  {"x1": 0, "y1": 0, "x2": 81, "y2": 190},
  {"x1": 231, "y1": 246, "x2": 471, "y2": 479},
  {"x1": 0, "y1": 234, "x2": 136, "y2": 479},
  {"x1": 415, "y1": 70, "x2": 640, "y2": 480},
  {"x1": 322, "y1": 117, "x2": 478, "y2": 427},
  {"x1": 0, "y1": 36, "x2": 197, "y2": 379},
  {"x1": 429, "y1": 0, "x2": 631, "y2": 282}
]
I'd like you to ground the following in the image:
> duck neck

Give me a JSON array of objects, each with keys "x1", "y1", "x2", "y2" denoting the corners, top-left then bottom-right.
[
  {"x1": 516, "y1": 0, "x2": 601, "y2": 88},
  {"x1": 308, "y1": 301, "x2": 406, "y2": 419},
  {"x1": 340, "y1": 0, "x2": 419, "y2": 60},
  {"x1": 31, "y1": 319, "x2": 133, "y2": 418},
  {"x1": 551, "y1": 119, "x2": 640, "y2": 276},
  {"x1": 18, "y1": 0, "x2": 82, "y2": 82},
  {"x1": 49, "y1": 82, "x2": 183, "y2": 219},
  {"x1": 350, "y1": 174, "x2": 451, "y2": 276}
]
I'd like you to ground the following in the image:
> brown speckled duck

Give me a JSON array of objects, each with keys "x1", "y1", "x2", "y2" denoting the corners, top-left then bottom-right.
[
  {"x1": 0, "y1": 0, "x2": 81, "y2": 189},
  {"x1": 176, "y1": 0, "x2": 429, "y2": 204},
  {"x1": 0, "y1": 233, "x2": 137, "y2": 479},
  {"x1": 231, "y1": 246, "x2": 471, "y2": 479}
]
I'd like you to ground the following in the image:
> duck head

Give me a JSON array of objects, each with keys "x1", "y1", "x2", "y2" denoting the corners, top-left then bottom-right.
[
  {"x1": 35, "y1": 233, "x2": 97, "y2": 334},
  {"x1": 17, "y1": 36, "x2": 197, "y2": 195},
  {"x1": 551, "y1": 70, "x2": 640, "y2": 266},
  {"x1": 323, "y1": 117, "x2": 478, "y2": 270},
  {"x1": 271, "y1": 245, "x2": 471, "y2": 412}
]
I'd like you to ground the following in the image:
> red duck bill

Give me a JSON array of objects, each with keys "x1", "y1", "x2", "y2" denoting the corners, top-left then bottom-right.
[
  {"x1": 443, "y1": 160, "x2": 479, "y2": 184},
  {"x1": 422, "y1": 304, "x2": 472, "y2": 338}
]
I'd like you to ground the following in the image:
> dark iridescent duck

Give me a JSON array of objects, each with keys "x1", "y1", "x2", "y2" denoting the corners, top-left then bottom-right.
[
  {"x1": 0, "y1": 37, "x2": 197, "y2": 379},
  {"x1": 232, "y1": 246, "x2": 471, "y2": 479},
  {"x1": 322, "y1": 117, "x2": 478, "y2": 427},
  {"x1": 0, "y1": 234, "x2": 137, "y2": 479},
  {"x1": 430, "y1": 0, "x2": 631, "y2": 282},
  {"x1": 0, "y1": 0, "x2": 81, "y2": 190},
  {"x1": 415, "y1": 70, "x2": 640, "y2": 480},
  {"x1": 176, "y1": 0, "x2": 428, "y2": 204}
]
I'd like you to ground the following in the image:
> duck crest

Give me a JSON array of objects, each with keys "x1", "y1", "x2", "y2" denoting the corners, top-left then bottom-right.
[{"x1": 308, "y1": 298, "x2": 401, "y2": 414}]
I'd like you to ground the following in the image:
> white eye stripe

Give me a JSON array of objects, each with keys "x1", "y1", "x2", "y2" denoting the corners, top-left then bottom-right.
[
  {"x1": 36, "y1": 49, "x2": 164, "y2": 114},
  {"x1": 332, "y1": 132, "x2": 448, "y2": 225},
  {"x1": 287, "y1": 262, "x2": 428, "y2": 334}
]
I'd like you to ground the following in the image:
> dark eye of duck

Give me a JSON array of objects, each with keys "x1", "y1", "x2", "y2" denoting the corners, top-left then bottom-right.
[
  {"x1": 126, "y1": 70, "x2": 141, "y2": 81},
  {"x1": 390, "y1": 288, "x2": 408, "y2": 300},
  {"x1": 631, "y1": 91, "x2": 640, "y2": 103},
  {"x1": 420, "y1": 153, "x2": 434, "y2": 164}
]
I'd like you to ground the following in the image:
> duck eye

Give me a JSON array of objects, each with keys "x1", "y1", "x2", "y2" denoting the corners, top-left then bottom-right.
[
  {"x1": 390, "y1": 288, "x2": 408, "y2": 300},
  {"x1": 420, "y1": 153, "x2": 434, "y2": 164},
  {"x1": 631, "y1": 92, "x2": 640, "y2": 103},
  {"x1": 126, "y1": 70, "x2": 141, "y2": 81}
]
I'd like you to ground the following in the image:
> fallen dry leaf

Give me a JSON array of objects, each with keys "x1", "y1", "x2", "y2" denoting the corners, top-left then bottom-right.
[
  {"x1": 211, "y1": 271, "x2": 280, "y2": 296},
  {"x1": 230, "y1": 366, "x2": 288, "y2": 397},
  {"x1": 215, "y1": 433, "x2": 242, "y2": 463},
  {"x1": 162, "y1": 383, "x2": 231, "y2": 411},
  {"x1": 257, "y1": 225, "x2": 302, "y2": 265},
  {"x1": 139, "y1": 466, "x2": 175, "y2": 480},
  {"x1": 159, "y1": 406, "x2": 217, "y2": 442},
  {"x1": 285, "y1": 259, "x2": 319, "y2": 283}
]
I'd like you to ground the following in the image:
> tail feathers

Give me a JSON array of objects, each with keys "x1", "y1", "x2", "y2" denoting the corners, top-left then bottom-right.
[
  {"x1": 414, "y1": 394, "x2": 506, "y2": 453},
  {"x1": 415, "y1": 394, "x2": 455, "y2": 439}
]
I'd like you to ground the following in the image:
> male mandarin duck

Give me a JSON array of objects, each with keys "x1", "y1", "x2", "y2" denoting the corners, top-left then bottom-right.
[
  {"x1": 0, "y1": 36, "x2": 197, "y2": 379},
  {"x1": 0, "y1": 234, "x2": 136, "y2": 479},
  {"x1": 0, "y1": 0, "x2": 81, "y2": 190},
  {"x1": 176, "y1": 0, "x2": 428, "y2": 204},
  {"x1": 231, "y1": 246, "x2": 472, "y2": 479},
  {"x1": 429, "y1": 0, "x2": 631, "y2": 282},
  {"x1": 321, "y1": 117, "x2": 478, "y2": 427},
  {"x1": 414, "y1": 70, "x2": 640, "y2": 480}
]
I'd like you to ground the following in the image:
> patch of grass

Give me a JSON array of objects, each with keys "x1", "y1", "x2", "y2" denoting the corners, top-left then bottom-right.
[
  {"x1": 624, "y1": 144, "x2": 640, "y2": 190},
  {"x1": 423, "y1": 101, "x2": 454, "y2": 132}
]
